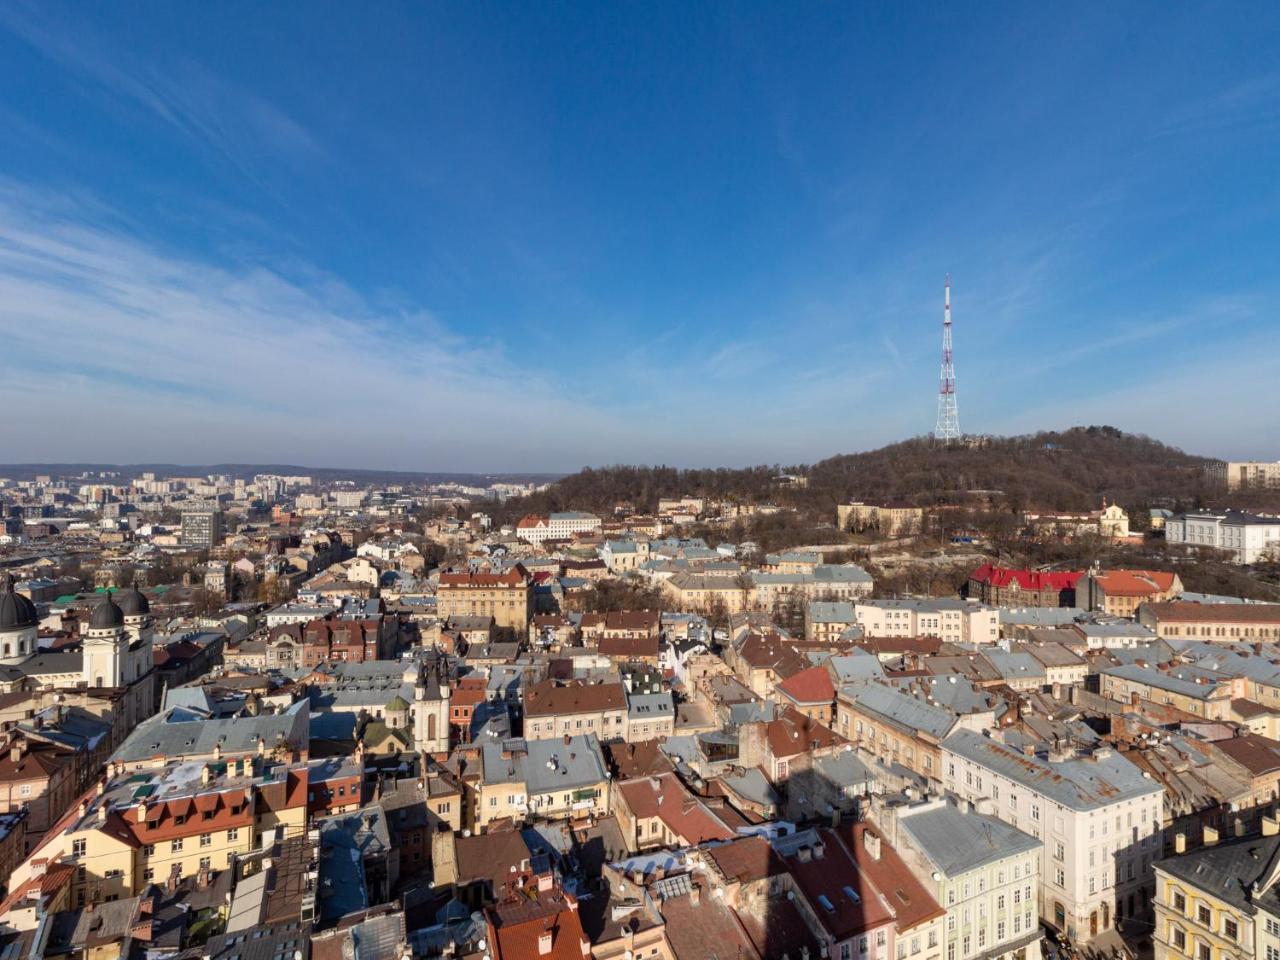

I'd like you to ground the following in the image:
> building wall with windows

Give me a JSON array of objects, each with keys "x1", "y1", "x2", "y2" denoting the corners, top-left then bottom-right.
[{"x1": 943, "y1": 730, "x2": 1165, "y2": 944}]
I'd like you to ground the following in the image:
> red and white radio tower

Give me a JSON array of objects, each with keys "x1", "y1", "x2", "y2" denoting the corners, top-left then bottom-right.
[{"x1": 933, "y1": 275, "x2": 961, "y2": 443}]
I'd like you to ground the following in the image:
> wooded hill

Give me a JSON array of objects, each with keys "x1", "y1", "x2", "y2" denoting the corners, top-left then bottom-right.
[{"x1": 494, "y1": 426, "x2": 1234, "y2": 522}]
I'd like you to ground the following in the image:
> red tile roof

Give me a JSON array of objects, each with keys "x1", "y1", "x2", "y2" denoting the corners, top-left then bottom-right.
[
  {"x1": 1143, "y1": 602, "x2": 1280, "y2": 623},
  {"x1": 704, "y1": 835, "x2": 787, "y2": 884},
  {"x1": 523, "y1": 680, "x2": 625, "y2": 717},
  {"x1": 764, "y1": 708, "x2": 841, "y2": 760},
  {"x1": 596, "y1": 635, "x2": 659, "y2": 659},
  {"x1": 1091, "y1": 569, "x2": 1179, "y2": 596},
  {"x1": 781, "y1": 827, "x2": 896, "y2": 941},
  {"x1": 488, "y1": 888, "x2": 589, "y2": 960},
  {"x1": 777, "y1": 666, "x2": 836, "y2": 705},
  {"x1": 970, "y1": 563, "x2": 1082, "y2": 591},
  {"x1": 834, "y1": 822, "x2": 945, "y2": 932},
  {"x1": 615, "y1": 773, "x2": 734, "y2": 846},
  {"x1": 439, "y1": 566, "x2": 529, "y2": 587}
]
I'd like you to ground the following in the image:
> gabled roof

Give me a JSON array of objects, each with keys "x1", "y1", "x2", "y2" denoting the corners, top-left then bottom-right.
[
  {"x1": 970, "y1": 564, "x2": 1082, "y2": 591},
  {"x1": 615, "y1": 773, "x2": 734, "y2": 845},
  {"x1": 777, "y1": 666, "x2": 836, "y2": 705}
]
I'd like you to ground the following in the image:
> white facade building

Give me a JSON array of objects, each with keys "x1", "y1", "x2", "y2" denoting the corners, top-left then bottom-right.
[
  {"x1": 890, "y1": 798, "x2": 1044, "y2": 960},
  {"x1": 855, "y1": 599, "x2": 999, "y2": 645},
  {"x1": 516, "y1": 511, "x2": 602, "y2": 546},
  {"x1": 1165, "y1": 510, "x2": 1280, "y2": 564},
  {"x1": 942, "y1": 729, "x2": 1164, "y2": 945}
]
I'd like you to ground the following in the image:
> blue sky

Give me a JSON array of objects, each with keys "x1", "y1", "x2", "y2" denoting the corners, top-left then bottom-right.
[{"x1": 1, "y1": 3, "x2": 1278, "y2": 471}]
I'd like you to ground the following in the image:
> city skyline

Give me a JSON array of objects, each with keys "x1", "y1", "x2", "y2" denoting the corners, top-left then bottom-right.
[{"x1": 2, "y1": 4, "x2": 1278, "y2": 470}]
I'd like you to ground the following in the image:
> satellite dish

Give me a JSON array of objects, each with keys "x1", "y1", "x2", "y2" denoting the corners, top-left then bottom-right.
[{"x1": 478, "y1": 942, "x2": 487, "y2": 952}]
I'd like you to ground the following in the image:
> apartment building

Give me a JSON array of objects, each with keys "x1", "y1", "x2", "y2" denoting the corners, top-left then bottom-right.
[
  {"x1": 474, "y1": 734, "x2": 609, "y2": 831},
  {"x1": 1153, "y1": 828, "x2": 1280, "y2": 960},
  {"x1": 968, "y1": 566, "x2": 1082, "y2": 608},
  {"x1": 613, "y1": 772, "x2": 735, "y2": 852},
  {"x1": 180, "y1": 505, "x2": 224, "y2": 548},
  {"x1": 890, "y1": 798, "x2": 1044, "y2": 960},
  {"x1": 838, "y1": 500, "x2": 925, "y2": 536},
  {"x1": 522, "y1": 680, "x2": 626, "y2": 742},
  {"x1": 1098, "y1": 664, "x2": 1234, "y2": 720},
  {"x1": 436, "y1": 565, "x2": 532, "y2": 633},
  {"x1": 1216, "y1": 460, "x2": 1280, "y2": 491},
  {"x1": 942, "y1": 730, "x2": 1165, "y2": 943},
  {"x1": 1138, "y1": 602, "x2": 1280, "y2": 642},
  {"x1": 1080, "y1": 569, "x2": 1183, "y2": 618},
  {"x1": 808, "y1": 600, "x2": 859, "y2": 642},
  {"x1": 12, "y1": 756, "x2": 307, "y2": 908},
  {"x1": 1166, "y1": 511, "x2": 1280, "y2": 564},
  {"x1": 752, "y1": 564, "x2": 874, "y2": 610},
  {"x1": 855, "y1": 599, "x2": 999, "y2": 645},
  {"x1": 515, "y1": 511, "x2": 601, "y2": 546},
  {"x1": 837, "y1": 683, "x2": 958, "y2": 784}
]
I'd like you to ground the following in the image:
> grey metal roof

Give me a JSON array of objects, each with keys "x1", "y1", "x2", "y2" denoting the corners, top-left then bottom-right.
[
  {"x1": 808, "y1": 601, "x2": 857, "y2": 623},
  {"x1": 1099, "y1": 663, "x2": 1225, "y2": 700},
  {"x1": 898, "y1": 801, "x2": 1040, "y2": 877},
  {"x1": 827, "y1": 652, "x2": 885, "y2": 683},
  {"x1": 943, "y1": 729, "x2": 1163, "y2": 810},
  {"x1": 981, "y1": 650, "x2": 1046, "y2": 681},
  {"x1": 113, "y1": 700, "x2": 309, "y2": 762},
  {"x1": 626, "y1": 691, "x2": 673, "y2": 719},
  {"x1": 885, "y1": 675, "x2": 999, "y2": 716},
  {"x1": 1157, "y1": 833, "x2": 1280, "y2": 914},
  {"x1": 858, "y1": 597, "x2": 991, "y2": 613},
  {"x1": 480, "y1": 734, "x2": 608, "y2": 794},
  {"x1": 845, "y1": 683, "x2": 957, "y2": 740}
]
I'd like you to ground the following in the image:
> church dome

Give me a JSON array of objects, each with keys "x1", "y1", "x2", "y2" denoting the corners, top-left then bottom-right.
[
  {"x1": 0, "y1": 577, "x2": 38, "y2": 631},
  {"x1": 89, "y1": 595, "x2": 126, "y2": 630},
  {"x1": 115, "y1": 587, "x2": 150, "y2": 616}
]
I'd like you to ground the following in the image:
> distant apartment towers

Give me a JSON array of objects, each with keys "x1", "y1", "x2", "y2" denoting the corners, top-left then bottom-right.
[{"x1": 933, "y1": 275, "x2": 961, "y2": 443}]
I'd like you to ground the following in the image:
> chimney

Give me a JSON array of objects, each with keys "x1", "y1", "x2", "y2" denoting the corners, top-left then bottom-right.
[
  {"x1": 1175, "y1": 833, "x2": 1187, "y2": 854},
  {"x1": 538, "y1": 930, "x2": 553, "y2": 955},
  {"x1": 1235, "y1": 819, "x2": 1246, "y2": 838},
  {"x1": 201, "y1": 765, "x2": 211, "y2": 786},
  {"x1": 690, "y1": 883, "x2": 702, "y2": 906},
  {"x1": 863, "y1": 830, "x2": 882, "y2": 861},
  {"x1": 1265, "y1": 817, "x2": 1280, "y2": 838},
  {"x1": 1203, "y1": 825, "x2": 1219, "y2": 847}
]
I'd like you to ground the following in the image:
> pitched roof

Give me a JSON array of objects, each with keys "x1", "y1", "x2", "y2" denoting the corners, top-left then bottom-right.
[
  {"x1": 1091, "y1": 569, "x2": 1179, "y2": 596},
  {"x1": 763, "y1": 708, "x2": 840, "y2": 760},
  {"x1": 970, "y1": 564, "x2": 1082, "y2": 591},
  {"x1": 1143, "y1": 602, "x2": 1280, "y2": 623},
  {"x1": 488, "y1": 888, "x2": 589, "y2": 960},
  {"x1": 523, "y1": 680, "x2": 625, "y2": 717},
  {"x1": 704, "y1": 834, "x2": 787, "y2": 884},
  {"x1": 835, "y1": 821, "x2": 946, "y2": 932},
  {"x1": 777, "y1": 666, "x2": 836, "y2": 705},
  {"x1": 616, "y1": 773, "x2": 734, "y2": 845}
]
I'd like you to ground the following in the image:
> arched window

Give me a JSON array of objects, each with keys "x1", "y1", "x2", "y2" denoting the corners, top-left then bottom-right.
[{"x1": 428, "y1": 711, "x2": 437, "y2": 741}]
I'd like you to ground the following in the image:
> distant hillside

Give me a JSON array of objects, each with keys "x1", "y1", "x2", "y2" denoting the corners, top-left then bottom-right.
[{"x1": 495, "y1": 426, "x2": 1225, "y2": 520}]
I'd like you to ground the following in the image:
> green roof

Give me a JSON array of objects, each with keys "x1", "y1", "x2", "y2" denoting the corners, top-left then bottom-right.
[{"x1": 385, "y1": 695, "x2": 410, "y2": 711}]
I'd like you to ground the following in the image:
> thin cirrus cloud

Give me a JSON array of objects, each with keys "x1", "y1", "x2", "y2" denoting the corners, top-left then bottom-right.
[
  {"x1": 0, "y1": 182, "x2": 630, "y2": 471},
  {"x1": 0, "y1": 2, "x2": 322, "y2": 179}
]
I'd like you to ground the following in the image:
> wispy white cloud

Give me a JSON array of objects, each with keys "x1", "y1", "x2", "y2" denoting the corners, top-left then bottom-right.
[
  {"x1": 0, "y1": 2, "x2": 324, "y2": 180},
  {"x1": 0, "y1": 182, "x2": 632, "y2": 470}
]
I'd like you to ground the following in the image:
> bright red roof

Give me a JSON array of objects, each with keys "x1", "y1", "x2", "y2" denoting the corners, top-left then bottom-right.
[{"x1": 970, "y1": 563, "x2": 1082, "y2": 591}]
